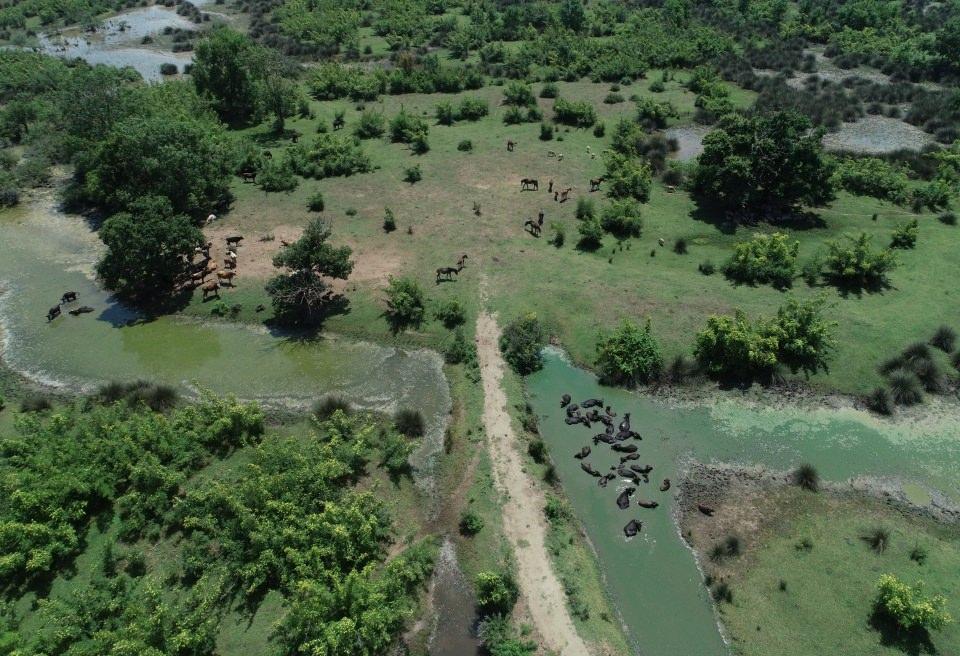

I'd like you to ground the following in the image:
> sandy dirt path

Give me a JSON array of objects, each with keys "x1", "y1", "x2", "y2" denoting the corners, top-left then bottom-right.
[{"x1": 475, "y1": 311, "x2": 590, "y2": 656}]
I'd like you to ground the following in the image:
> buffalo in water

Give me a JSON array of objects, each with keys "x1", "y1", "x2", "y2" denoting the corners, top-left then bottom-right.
[
  {"x1": 46, "y1": 305, "x2": 61, "y2": 321},
  {"x1": 574, "y1": 446, "x2": 591, "y2": 459},
  {"x1": 593, "y1": 433, "x2": 615, "y2": 445},
  {"x1": 560, "y1": 393, "x2": 572, "y2": 407},
  {"x1": 580, "y1": 462, "x2": 602, "y2": 477},
  {"x1": 565, "y1": 416, "x2": 584, "y2": 426},
  {"x1": 618, "y1": 413, "x2": 631, "y2": 432},
  {"x1": 581, "y1": 398, "x2": 604, "y2": 408},
  {"x1": 616, "y1": 486, "x2": 636, "y2": 509},
  {"x1": 623, "y1": 519, "x2": 642, "y2": 538},
  {"x1": 565, "y1": 404, "x2": 580, "y2": 415},
  {"x1": 611, "y1": 443, "x2": 637, "y2": 453},
  {"x1": 620, "y1": 453, "x2": 641, "y2": 462},
  {"x1": 68, "y1": 306, "x2": 94, "y2": 316},
  {"x1": 637, "y1": 499, "x2": 659, "y2": 509},
  {"x1": 630, "y1": 464, "x2": 653, "y2": 475},
  {"x1": 598, "y1": 472, "x2": 616, "y2": 488},
  {"x1": 605, "y1": 406, "x2": 616, "y2": 416},
  {"x1": 660, "y1": 478, "x2": 671, "y2": 492},
  {"x1": 60, "y1": 291, "x2": 78, "y2": 304}
]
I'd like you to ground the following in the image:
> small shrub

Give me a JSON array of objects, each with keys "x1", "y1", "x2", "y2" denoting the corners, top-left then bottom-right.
[
  {"x1": 307, "y1": 191, "x2": 325, "y2": 212},
  {"x1": 539, "y1": 122, "x2": 554, "y2": 141},
  {"x1": 593, "y1": 122, "x2": 605, "y2": 138},
  {"x1": 595, "y1": 319, "x2": 662, "y2": 385},
  {"x1": 444, "y1": 327, "x2": 476, "y2": 365},
  {"x1": 403, "y1": 164, "x2": 422, "y2": 183},
  {"x1": 599, "y1": 198, "x2": 643, "y2": 238},
  {"x1": 910, "y1": 545, "x2": 928, "y2": 565},
  {"x1": 577, "y1": 217, "x2": 604, "y2": 250},
  {"x1": 650, "y1": 79, "x2": 665, "y2": 93},
  {"x1": 434, "y1": 299, "x2": 466, "y2": 328},
  {"x1": 938, "y1": 211, "x2": 957, "y2": 226},
  {"x1": 575, "y1": 196, "x2": 595, "y2": 220},
  {"x1": 888, "y1": 369, "x2": 923, "y2": 405},
  {"x1": 540, "y1": 82, "x2": 559, "y2": 98},
  {"x1": 723, "y1": 232, "x2": 799, "y2": 289},
  {"x1": 383, "y1": 207, "x2": 397, "y2": 232},
  {"x1": 159, "y1": 62, "x2": 178, "y2": 75},
  {"x1": 778, "y1": 579, "x2": 788, "y2": 591},
  {"x1": 544, "y1": 495, "x2": 571, "y2": 521},
  {"x1": 553, "y1": 97, "x2": 596, "y2": 127},
  {"x1": 874, "y1": 574, "x2": 951, "y2": 632},
  {"x1": 345, "y1": 207, "x2": 357, "y2": 216},
  {"x1": 930, "y1": 326, "x2": 956, "y2": 353},
  {"x1": 603, "y1": 92, "x2": 625, "y2": 104},
  {"x1": 795, "y1": 537, "x2": 814, "y2": 552},
  {"x1": 475, "y1": 571, "x2": 519, "y2": 615},
  {"x1": 698, "y1": 260, "x2": 715, "y2": 275},
  {"x1": 527, "y1": 439, "x2": 547, "y2": 463},
  {"x1": 673, "y1": 238, "x2": 688, "y2": 255},
  {"x1": 549, "y1": 221, "x2": 565, "y2": 248},
  {"x1": 499, "y1": 313, "x2": 546, "y2": 375},
  {"x1": 712, "y1": 582, "x2": 733, "y2": 603},
  {"x1": 394, "y1": 408, "x2": 425, "y2": 437},
  {"x1": 20, "y1": 395, "x2": 52, "y2": 412},
  {"x1": 435, "y1": 100, "x2": 456, "y2": 126},
  {"x1": 457, "y1": 97, "x2": 488, "y2": 121},
  {"x1": 353, "y1": 109, "x2": 385, "y2": 139},
  {"x1": 503, "y1": 106, "x2": 525, "y2": 125},
  {"x1": 457, "y1": 139, "x2": 473, "y2": 152},
  {"x1": 313, "y1": 395, "x2": 351, "y2": 419},
  {"x1": 864, "y1": 527, "x2": 891, "y2": 554},
  {"x1": 411, "y1": 133, "x2": 430, "y2": 154},
  {"x1": 459, "y1": 510, "x2": 484, "y2": 536},
  {"x1": 867, "y1": 386, "x2": 894, "y2": 415},
  {"x1": 890, "y1": 218, "x2": 919, "y2": 249},
  {"x1": 794, "y1": 463, "x2": 819, "y2": 492},
  {"x1": 543, "y1": 464, "x2": 559, "y2": 485},
  {"x1": 710, "y1": 535, "x2": 741, "y2": 561}
]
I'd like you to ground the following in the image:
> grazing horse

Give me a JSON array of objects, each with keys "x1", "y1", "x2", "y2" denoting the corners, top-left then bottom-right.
[
  {"x1": 435, "y1": 263, "x2": 464, "y2": 282},
  {"x1": 538, "y1": 209, "x2": 545, "y2": 224},
  {"x1": 201, "y1": 281, "x2": 220, "y2": 299},
  {"x1": 226, "y1": 235, "x2": 244, "y2": 247},
  {"x1": 520, "y1": 178, "x2": 538, "y2": 191},
  {"x1": 333, "y1": 114, "x2": 345, "y2": 130},
  {"x1": 217, "y1": 270, "x2": 237, "y2": 286},
  {"x1": 47, "y1": 305, "x2": 61, "y2": 321},
  {"x1": 558, "y1": 187, "x2": 572, "y2": 203},
  {"x1": 523, "y1": 218, "x2": 542, "y2": 236},
  {"x1": 60, "y1": 291, "x2": 78, "y2": 304},
  {"x1": 506, "y1": 139, "x2": 516, "y2": 152},
  {"x1": 240, "y1": 170, "x2": 256, "y2": 183},
  {"x1": 590, "y1": 176, "x2": 604, "y2": 192},
  {"x1": 457, "y1": 253, "x2": 468, "y2": 268},
  {"x1": 666, "y1": 185, "x2": 676, "y2": 193}
]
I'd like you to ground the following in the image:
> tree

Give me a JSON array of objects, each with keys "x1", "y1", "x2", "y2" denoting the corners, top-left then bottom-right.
[
  {"x1": 96, "y1": 196, "x2": 202, "y2": 300},
  {"x1": 603, "y1": 151, "x2": 652, "y2": 202},
  {"x1": 558, "y1": 0, "x2": 586, "y2": 32},
  {"x1": 191, "y1": 28, "x2": 264, "y2": 124},
  {"x1": 595, "y1": 320, "x2": 663, "y2": 385},
  {"x1": 772, "y1": 296, "x2": 835, "y2": 375},
  {"x1": 266, "y1": 218, "x2": 353, "y2": 324},
  {"x1": 475, "y1": 571, "x2": 519, "y2": 615},
  {"x1": 874, "y1": 574, "x2": 952, "y2": 632},
  {"x1": 577, "y1": 216, "x2": 604, "y2": 250},
  {"x1": 499, "y1": 313, "x2": 545, "y2": 375},
  {"x1": 384, "y1": 276, "x2": 426, "y2": 330},
  {"x1": 600, "y1": 199, "x2": 643, "y2": 238},
  {"x1": 258, "y1": 55, "x2": 300, "y2": 134},
  {"x1": 81, "y1": 114, "x2": 234, "y2": 218},
  {"x1": 691, "y1": 111, "x2": 835, "y2": 216}
]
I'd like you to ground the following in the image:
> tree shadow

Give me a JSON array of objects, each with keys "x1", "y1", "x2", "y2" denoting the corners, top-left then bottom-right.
[
  {"x1": 383, "y1": 310, "x2": 424, "y2": 335},
  {"x1": 826, "y1": 275, "x2": 896, "y2": 299},
  {"x1": 264, "y1": 294, "x2": 351, "y2": 340},
  {"x1": 869, "y1": 607, "x2": 938, "y2": 656},
  {"x1": 689, "y1": 203, "x2": 828, "y2": 235}
]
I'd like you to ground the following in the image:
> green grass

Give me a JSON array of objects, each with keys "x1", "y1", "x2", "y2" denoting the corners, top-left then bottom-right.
[
  {"x1": 710, "y1": 489, "x2": 960, "y2": 656},
  {"x1": 192, "y1": 76, "x2": 955, "y2": 397}
]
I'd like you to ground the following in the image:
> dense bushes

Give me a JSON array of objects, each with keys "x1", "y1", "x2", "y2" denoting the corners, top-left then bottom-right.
[
  {"x1": 831, "y1": 157, "x2": 909, "y2": 205},
  {"x1": 723, "y1": 232, "x2": 799, "y2": 289},
  {"x1": 384, "y1": 276, "x2": 426, "y2": 330},
  {"x1": 874, "y1": 574, "x2": 951, "y2": 633},
  {"x1": 600, "y1": 198, "x2": 644, "y2": 238},
  {"x1": 288, "y1": 133, "x2": 373, "y2": 179},
  {"x1": 603, "y1": 152, "x2": 652, "y2": 202},
  {"x1": 499, "y1": 313, "x2": 546, "y2": 375},
  {"x1": 552, "y1": 97, "x2": 597, "y2": 127},
  {"x1": 595, "y1": 320, "x2": 663, "y2": 385}
]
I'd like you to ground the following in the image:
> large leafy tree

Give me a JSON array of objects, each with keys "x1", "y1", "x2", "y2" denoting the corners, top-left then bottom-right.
[
  {"x1": 499, "y1": 313, "x2": 546, "y2": 375},
  {"x1": 191, "y1": 28, "x2": 264, "y2": 125},
  {"x1": 691, "y1": 111, "x2": 835, "y2": 216},
  {"x1": 266, "y1": 218, "x2": 353, "y2": 325},
  {"x1": 81, "y1": 114, "x2": 234, "y2": 218},
  {"x1": 596, "y1": 320, "x2": 663, "y2": 385},
  {"x1": 96, "y1": 196, "x2": 203, "y2": 300}
]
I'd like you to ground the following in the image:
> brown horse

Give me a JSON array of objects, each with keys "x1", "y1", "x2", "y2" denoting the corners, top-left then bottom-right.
[
  {"x1": 217, "y1": 270, "x2": 237, "y2": 286},
  {"x1": 506, "y1": 139, "x2": 516, "y2": 151},
  {"x1": 457, "y1": 253, "x2": 468, "y2": 268},
  {"x1": 590, "y1": 176, "x2": 604, "y2": 192},
  {"x1": 558, "y1": 187, "x2": 572, "y2": 202},
  {"x1": 201, "y1": 281, "x2": 220, "y2": 299},
  {"x1": 523, "y1": 218, "x2": 542, "y2": 236}
]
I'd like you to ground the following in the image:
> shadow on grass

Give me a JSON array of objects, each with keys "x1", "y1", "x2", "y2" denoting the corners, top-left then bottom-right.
[
  {"x1": 869, "y1": 607, "x2": 938, "y2": 655},
  {"x1": 689, "y1": 203, "x2": 828, "y2": 235}
]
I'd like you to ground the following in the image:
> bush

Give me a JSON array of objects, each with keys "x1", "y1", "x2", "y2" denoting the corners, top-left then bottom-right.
[
  {"x1": 503, "y1": 106, "x2": 525, "y2": 125},
  {"x1": 603, "y1": 151, "x2": 652, "y2": 202},
  {"x1": 888, "y1": 369, "x2": 923, "y2": 405},
  {"x1": 353, "y1": 109, "x2": 385, "y2": 139},
  {"x1": 503, "y1": 81, "x2": 535, "y2": 107},
  {"x1": 307, "y1": 191, "x2": 325, "y2": 212},
  {"x1": 824, "y1": 233, "x2": 897, "y2": 289},
  {"x1": 383, "y1": 207, "x2": 397, "y2": 232},
  {"x1": 384, "y1": 276, "x2": 426, "y2": 330},
  {"x1": 712, "y1": 582, "x2": 733, "y2": 603},
  {"x1": 256, "y1": 158, "x2": 299, "y2": 192},
  {"x1": 575, "y1": 196, "x2": 595, "y2": 220},
  {"x1": 389, "y1": 108, "x2": 429, "y2": 144},
  {"x1": 403, "y1": 164, "x2": 422, "y2": 183},
  {"x1": 674, "y1": 238, "x2": 688, "y2": 255},
  {"x1": 527, "y1": 439, "x2": 547, "y2": 463},
  {"x1": 593, "y1": 122, "x2": 606, "y2": 137},
  {"x1": 723, "y1": 232, "x2": 799, "y2": 289},
  {"x1": 457, "y1": 139, "x2": 473, "y2": 152},
  {"x1": 159, "y1": 62, "x2": 178, "y2": 75},
  {"x1": 930, "y1": 326, "x2": 957, "y2": 353},
  {"x1": 20, "y1": 394, "x2": 52, "y2": 412},
  {"x1": 874, "y1": 574, "x2": 952, "y2": 632},
  {"x1": 867, "y1": 386, "x2": 894, "y2": 415},
  {"x1": 635, "y1": 97, "x2": 678, "y2": 130},
  {"x1": 938, "y1": 211, "x2": 957, "y2": 226},
  {"x1": 394, "y1": 408, "x2": 425, "y2": 437},
  {"x1": 312, "y1": 395, "x2": 351, "y2": 419},
  {"x1": 794, "y1": 463, "x2": 819, "y2": 491},
  {"x1": 553, "y1": 97, "x2": 597, "y2": 127},
  {"x1": 475, "y1": 571, "x2": 519, "y2": 615},
  {"x1": 459, "y1": 510, "x2": 484, "y2": 536},
  {"x1": 445, "y1": 327, "x2": 476, "y2": 365},
  {"x1": 890, "y1": 218, "x2": 918, "y2": 249},
  {"x1": 540, "y1": 82, "x2": 559, "y2": 98},
  {"x1": 288, "y1": 133, "x2": 373, "y2": 179},
  {"x1": 434, "y1": 299, "x2": 466, "y2": 328},
  {"x1": 577, "y1": 217, "x2": 604, "y2": 250},
  {"x1": 435, "y1": 100, "x2": 456, "y2": 126},
  {"x1": 604, "y1": 92, "x2": 624, "y2": 104},
  {"x1": 411, "y1": 133, "x2": 430, "y2": 154},
  {"x1": 599, "y1": 199, "x2": 643, "y2": 238},
  {"x1": 539, "y1": 122, "x2": 554, "y2": 141},
  {"x1": 549, "y1": 221, "x2": 565, "y2": 247},
  {"x1": 595, "y1": 320, "x2": 663, "y2": 385},
  {"x1": 831, "y1": 157, "x2": 909, "y2": 205},
  {"x1": 699, "y1": 260, "x2": 716, "y2": 275},
  {"x1": 499, "y1": 313, "x2": 546, "y2": 375},
  {"x1": 458, "y1": 96, "x2": 488, "y2": 121}
]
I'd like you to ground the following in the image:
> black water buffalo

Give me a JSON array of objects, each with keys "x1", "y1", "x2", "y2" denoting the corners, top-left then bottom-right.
[
  {"x1": 630, "y1": 464, "x2": 653, "y2": 475},
  {"x1": 60, "y1": 291, "x2": 78, "y2": 304},
  {"x1": 565, "y1": 416, "x2": 584, "y2": 426},
  {"x1": 620, "y1": 453, "x2": 641, "y2": 462},
  {"x1": 618, "y1": 413, "x2": 631, "y2": 432},
  {"x1": 593, "y1": 433, "x2": 615, "y2": 445},
  {"x1": 623, "y1": 519, "x2": 642, "y2": 538},
  {"x1": 637, "y1": 499, "x2": 659, "y2": 509},
  {"x1": 611, "y1": 443, "x2": 637, "y2": 453},
  {"x1": 574, "y1": 446, "x2": 591, "y2": 459},
  {"x1": 560, "y1": 393, "x2": 572, "y2": 407},
  {"x1": 616, "y1": 487, "x2": 636, "y2": 510},
  {"x1": 47, "y1": 305, "x2": 61, "y2": 321},
  {"x1": 580, "y1": 462, "x2": 601, "y2": 477},
  {"x1": 68, "y1": 306, "x2": 94, "y2": 316},
  {"x1": 660, "y1": 478, "x2": 671, "y2": 492},
  {"x1": 565, "y1": 404, "x2": 580, "y2": 416},
  {"x1": 581, "y1": 398, "x2": 604, "y2": 408},
  {"x1": 698, "y1": 504, "x2": 715, "y2": 517}
]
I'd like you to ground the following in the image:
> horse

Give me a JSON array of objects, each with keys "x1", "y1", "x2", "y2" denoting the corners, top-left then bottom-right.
[
  {"x1": 205, "y1": 261, "x2": 219, "y2": 275},
  {"x1": 217, "y1": 270, "x2": 237, "y2": 286},
  {"x1": 240, "y1": 170, "x2": 256, "y2": 183},
  {"x1": 226, "y1": 235, "x2": 244, "y2": 247},
  {"x1": 548, "y1": 179, "x2": 554, "y2": 193},
  {"x1": 590, "y1": 176, "x2": 604, "y2": 192},
  {"x1": 520, "y1": 178, "x2": 538, "y2": 191},
  {"x1": 60, "y1": 291, "x2": 78, "y2": 304},
  {"x1": 457, "y1": 253, "x2": 468, "y2": 268},
  {"x1": 666, "y1": 185, "x2": 676, "y2": 193},
  {"x1": 201, "y1": 281, "x2": 220, "y2": 299},
  {"x1": 523, "y1": 219, "x2": 541, "y2": 236},
  {"x1": 558, "y1": 187, "x2": 572, "y2": 202},
  {"x1": 506, "y1": 139, "x2": 516, "y2": 152},
  {"x1": 47, "y1": 305, "x2": 61, "y2": 321},
  {"x1": 435, "y1": 263, "x2": 464, "y2": 282}
]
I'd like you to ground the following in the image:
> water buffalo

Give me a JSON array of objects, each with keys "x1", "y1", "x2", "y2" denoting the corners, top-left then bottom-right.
[
  {"x1": 60, "y1": 291, "x2": 78, "y2": 304},
  {"x1": 611, "y1": 443, "x2": 637, "y2": 453},
  {"x1": 46, "y1": 305, "x2": 61, "y2": 321},
  {"x1": 593, "y1": 433, "x2": 615, "y2": 445},
  {"x1": 68, "y1": 306, "x2": 94, "y2": 316},
  {"x1": 616, "y1": 487, "x2": 636, "y2": 510},
  {"x1": 226, "y1": 235, "x2": 244, "y2": 247},
  {"x1": 581, "y1": 398, "x2": 604, "y2": 408},
  {"x1": 698, "y1": 504, "x2": 715, "y2": 517},
  {"x1": 623, "y1": 519, "x2": 642, "y2": 538},
  {"x1": 630, "y1": 464, "x2": 653, "y2": 475},
  {"x1": 637, "y1": 499, "x2": 659, "y2": 509},
  {"x1": 560, "y1": 393, "x2": 572, "y2": 407},
  {"x1": 620, "y1": 453, "x2": 641, "y2": 462},
  {"x1": 605, "y1": 406, "x2": 616, "y2": 416},
  {"x1": 565, "y1": 416, "x2": 584, "y2": 426},
  {"x1": 618, "y1": 413, "x2": 631, "y2": 432},
  {"x1": 660, "y1": 478, "x2": 671, "y2": 492},
  {"x1": 565, "y1": 403, "x2": 580, "y2": 416},
  {"x1": 574, "y1": 446, "x2": 591, "y2": 459},
  {"x1": 580, "y1": 461, "x2": 601, "y2": 477}
]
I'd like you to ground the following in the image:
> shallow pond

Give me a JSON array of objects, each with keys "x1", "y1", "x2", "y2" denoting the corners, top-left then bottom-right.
[
  {"x1": 665, "y1": 125, "x2": 712, "y2": 162},
  {"x1": 0, "y1": 194, "x2": 451, "y2": 487},
  {"x1": 527, "y1": 348, "x2": 960, "y2": 655}
]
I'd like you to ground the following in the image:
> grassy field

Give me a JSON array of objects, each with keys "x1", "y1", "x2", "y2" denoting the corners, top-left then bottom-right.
[
  {"x1": 684, "y1": 482, "x2": 960, "y2": 656},
  {"x1": 184, "y1": 73, "x2": 958, "y2": 397}
]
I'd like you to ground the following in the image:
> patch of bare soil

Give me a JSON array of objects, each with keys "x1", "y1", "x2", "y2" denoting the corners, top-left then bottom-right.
[{"x1": 475, "y1": 311, "x2": 590, "y2": 656}]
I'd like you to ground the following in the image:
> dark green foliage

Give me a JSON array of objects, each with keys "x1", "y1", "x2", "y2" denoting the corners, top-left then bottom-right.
[
  {"x1": 478, "y1": 616, "x2": 537, "y2": 656},
  {"x1": 445, "y1": 327, "x2": 477, "y2": 365},
  {"x1": 575, "y1": 196, "x2": 595, "y2": 220},
  {"x1": 930, "y1": 326, "x2": 957, "y2": 353},
  {"x1": 593, "y1": 122, "x2": 606, "y2": 138},
  {"x1": 96, "y1": 196, "x2": 203, "y2": 300},
  {"x1": 312, "y1": 395, "x2": 352, "y2": 419},
  {"x1": 699, "y1": 260, "x2": 716, "y2": 275},
  {"x1": 890, "y1": 219, "x2": 919, "y2": 250},
  {"x1": 910, "y1": 545, "x2": 928, "y2": 565},
  {"x1": 459, "y1": 510, "x2": 484, "y2": 536},
  {"x1": 255, "y1": 157, "x2": 299, "y2": 192},
  {"x1": 794, "y1": 463, "x2": 819, "y2": 492},
  {"x1": 710, "y1": 535, "x2": 742, "y2": 561},
  {"x1": 712, "y1": 582, "x2": 733, "y2": 603},
  {"x1": 458, "y1": 97, "x2": 489, "y2": 121},
  {"x1": 354, "y1": 109, "x2": 386, "y2": 139},
  {"x1": 938, "y1": 212, "x2": 957, "y2": 226},
  {"x1": 549, "y1": 221, "x2": 565, "y2": 247},
  {"x1": 384, "y1": 276, "x2": 426, "y2": 330},
  {"x1": 831, "y1": 157, "x2": 909, "y2": 205},
  {"x1": 577, "y1": 217, "x2": 604, "y2": 250},
  {"x1": 288, "y1": 133, "x2": 373, "y2": 179},
  {"x1": 434, "y1": 299, "x2": 466, "y2": 328},
  {"x1": 723, "y1": 232, "x2": 799, "y2": 289},
  {"x1": 499, "y1": 313, "x2": 546, "y2": 375},
  {"x1": 603, "y1": 151, "x2": 652, "y2": 202},
  {"x1": 540, "y1": 122, "x2": 554, "y2": 141},
  {"x1": 674, "y1": 238, "x2": 688, "y2": 255},
  {"x1": 503, "y1": 82, "x2": 535, "y2": 107},
  {"x1": 824, "y1": 233, "x2": 897, "y2": 290},
  {"x1": 383, "y1": 207, "x2": 397, "y2": 232},
  {"x1": 887, "y1": 369, "x2": 923, "y2": 405},
  {"x1": 595, "y1": 319, "x2": 663, "y2": 385},
  {"x1": 553, "y1": 97, "x2": 597, "y2": 127},
  {"x1": 404, "y1": 164, "x2": 423, "y2": 183},
  {"x1": 540, "y1": 82, "x2": 559, "y2": 98},
  {"x1": 527, "y1": 439, "x2": 547, "y2": 464},
  {"x1": 691, "y1": 111, "x2": 835, "y2": 217},
  {"x1": 604, "y1": 92, "x2": 625, "y2": 104},
  {"x1": 600, "y1": 199, "x2": 643, "y2": 238},
  {"x1": 19, "y1": 394, "x2": 51, "y2": 413},
  {"x1": 191, "y1": 28, "x2": 265, "y2": 124},
  {"x1": 307, "y1": 191, "x2": 325, "y2": 212},
  {"x1": 390, "y1": 108, "x2": 429, "y2": 144},
  {"x1": 394, "y1": 408, "x2": 425, "y2": 438},
  {"x1": 457, "y1": 139, "x2": 473, "y2": 152},
  {"x1": 867, "y1": 387, "x2": 894, "y2": 415},
  {"x1": 475, "y1": 570, "x2": 519, "y2": 615},
  {"x1": 95, "y1": 380, "x2": 179, "y2": 412}
]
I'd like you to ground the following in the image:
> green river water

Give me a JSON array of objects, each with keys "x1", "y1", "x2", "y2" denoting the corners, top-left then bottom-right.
[{"x1": 527, "y1": 347, "x2": 960, "y2": 656}]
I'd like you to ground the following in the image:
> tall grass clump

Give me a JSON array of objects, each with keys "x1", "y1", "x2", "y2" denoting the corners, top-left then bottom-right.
[
  {"x1": 887, "y1": 369, "x2": 923, "y2": 405},
  {"x1": 794, "y1": 463, "x2": 819, "y2": 492},
  {"x1": 394, "y1": 408, "x2": 425, "y2": 437},
  {"x1": 929, "y1": 325, "x2": 956, "y2": 353},
  {"x1": 313, "y1": 395, "x2": 352, "y2": 419}
]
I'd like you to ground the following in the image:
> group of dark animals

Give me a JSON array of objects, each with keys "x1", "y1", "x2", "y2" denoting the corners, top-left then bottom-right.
[
  {"x1": 46, "y1": 291, "x2": 93, "y2": 321},
  {"x1": 436, "y1": 253, "x2": 468, "y2": 282},
  {"x1": 561, "y1": 393, "x2": 702, "y2": 539}
]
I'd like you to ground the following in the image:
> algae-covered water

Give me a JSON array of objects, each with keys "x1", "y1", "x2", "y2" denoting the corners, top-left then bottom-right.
[
  {"x1": 527, "y1": 348, "x2": 960, "y2": 655},
  {"x1": 0, "y1": 196, "x2": 451, "y2": 484}
]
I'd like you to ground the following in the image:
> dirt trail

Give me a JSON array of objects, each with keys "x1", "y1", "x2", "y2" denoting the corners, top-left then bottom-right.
[{"x1": 475, "y1": 311, "x2": 590, "y2": 656}]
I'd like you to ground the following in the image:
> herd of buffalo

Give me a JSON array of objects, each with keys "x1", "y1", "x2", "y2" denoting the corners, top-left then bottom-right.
[
  {"x1": 46, "y1": 290, "x2": 93, "y2": 322},
  {"x1": 560, "y1": 393, "x2": 714, "y2": 538}
]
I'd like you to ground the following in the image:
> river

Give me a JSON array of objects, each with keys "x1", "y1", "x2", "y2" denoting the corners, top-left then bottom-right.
[{"x1": 527, "y1": 347, "x2": 960, "y2": 655}]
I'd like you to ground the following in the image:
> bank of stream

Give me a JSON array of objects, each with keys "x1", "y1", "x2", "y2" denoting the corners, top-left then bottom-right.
[{"x1": 526, "y1": 347, "x2": 960, "y2": 655}]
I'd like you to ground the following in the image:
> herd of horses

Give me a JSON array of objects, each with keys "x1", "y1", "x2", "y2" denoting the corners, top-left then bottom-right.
[{"x1": 560, "y1": 393, "x2": 684, "y2": 539}]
